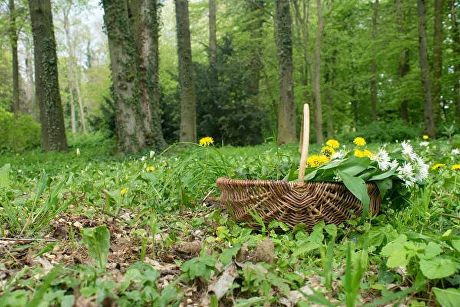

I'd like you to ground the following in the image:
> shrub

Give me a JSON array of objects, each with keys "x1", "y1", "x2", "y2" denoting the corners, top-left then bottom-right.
[
  {"x1": 0, "y1": 111, "x2": 41, "y2": 153},
  {"x1": 340, "y1": 120, "x2": 422, "y2": 143}
]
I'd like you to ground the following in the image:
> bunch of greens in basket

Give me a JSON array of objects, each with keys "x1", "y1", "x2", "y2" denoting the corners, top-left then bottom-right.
[{"x1": 301, "y1": 137, "x2": 429, "y2": 210}]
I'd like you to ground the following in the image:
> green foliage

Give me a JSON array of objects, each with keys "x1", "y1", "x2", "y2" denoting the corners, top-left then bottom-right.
[
  {"x1": 80, "y1": 226, "x2": 111, "y2": 271},
  {"x1": 341, "y1": 120, "x2": 422, "y2": 143},
  {"x1": 0, "y1": 111, "x2": 41, "y2": 153}
]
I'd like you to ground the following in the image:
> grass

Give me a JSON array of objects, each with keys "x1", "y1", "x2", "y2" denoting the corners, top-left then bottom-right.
[{"x1": 0, "y1": 133, "x2": 459, "y2": 306}]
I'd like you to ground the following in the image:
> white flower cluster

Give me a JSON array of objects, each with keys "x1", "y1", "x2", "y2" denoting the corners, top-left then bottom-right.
[{"x1": 373, "y1": 141, "x2": 429, "y2": 187}]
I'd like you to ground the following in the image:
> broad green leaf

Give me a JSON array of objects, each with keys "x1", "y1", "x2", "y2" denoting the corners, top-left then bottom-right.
[
  {"x1": 375, "y1": 178, "x2": 392, "y2": 198},
  {"x1": 386, "y1": 249, "x2": 409, "y2": 268},
  {"x1": 338, "y1": 170, "x2": 370, "y2": 218},
  {"x1": 419, "y1": 258, "x2": 456, "y2": 279},
  {"x1": 381, "y1": 235, "x2": 408, "y2": 268},
  {"x1": 0, "y1": 164, "x2": 11, "y2": 189},
  {"x1": 369, "y1": 168, "x2": 396, "y2": 181},
  {"x1": 80, "y1": 226, "x2": 111, "y2": 270},
  {"x1": 451, "y1": 240, "x2": 460, "y2": 252},
  {"x1": 433, "y1": 288, "x2": 460, "y2": 307},
  {"x1": 420, "y1": 242, "x2": 442, "y2": 259}
]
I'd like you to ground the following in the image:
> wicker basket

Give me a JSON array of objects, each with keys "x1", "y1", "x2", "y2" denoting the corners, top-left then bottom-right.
[{"x1": 216, "y1": 104, "x2": 381, "y2": 230}]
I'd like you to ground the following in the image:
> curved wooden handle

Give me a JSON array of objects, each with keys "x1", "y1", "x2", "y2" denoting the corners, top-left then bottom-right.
[{"x1": 298, "y1": 104, "x2": 310, "y2": 183}]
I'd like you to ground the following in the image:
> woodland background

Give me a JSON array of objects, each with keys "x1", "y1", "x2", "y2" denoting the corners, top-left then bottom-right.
[{"x1": 0, "y1": 0, "x2": 458, "y2": 153}]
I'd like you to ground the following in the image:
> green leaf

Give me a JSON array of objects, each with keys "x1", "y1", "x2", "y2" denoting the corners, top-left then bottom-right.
[
  {"x1": 420, "y1": 258, "x2": 456, "y2": 279},
  {"x1": 381, "y1": 235, "x2": 409, "y2": 268},
  {"x1": 433, "y1": 288, "x2": 460, "y2": 307},
  {"x1": 33, "y1": 242, "x2": 57, "y2": 258},
  {"x1": 420, "y1": 242, "x2": 442, "y2": 259},
  {"x1": 375, "y1": 179, "x2": 392, "y2": 199},
  {"x1": 338, "y1": 170, "x2": 370, "y2": 218},
  {"x1": 451, "y1": 240, "x2": 460, "y2": 252},
  {"x1": 0, "y1": 164, "x2": 11, "y2": 189},
  {"x1": 80, "y1": 226, "x2": 111, "y2": 270},
  {"x1": 368, "y1": 168, "x2": 396, "y2": 181}
]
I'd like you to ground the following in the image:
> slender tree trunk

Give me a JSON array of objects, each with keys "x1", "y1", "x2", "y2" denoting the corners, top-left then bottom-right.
[
  {"x1": 275, "y1": 0, "x2": 296, "y2": 145},
  {"x1": 28, "y1": 0, "x2": 67, "y2": 151},
  {"x1": 247, "y1": 0, "x2": 264, "y2": 97},
  {"x1": 175, "y1": 0, "x2": 197, "y2": 142},
  {"x1": 25, "y1": 39, "x2": 38, "y2": 121},
  {"x1": 370, "y1": 0, "x2": 378, "y2": 121},
  {"x1": 313, "y1": 0, "x2": 324, "y2": 143},
  {"x1": 9, "y1": 0, "x2": 20, "y2": 118},
  {"x1": 325, "y1": 51, "x2": 336, "y2": 139},
  {"x1": 417, "y1": 0, "x2": 435, "y2": 137},
  {"x1": 74, "y1": 71, "x2": 87, "y2": 133},
  {"x1": 432, "y1": 0, "x2": 443, "y2": 122},
  {"x1": 396, "y1": 0, "x2": 410, "y2": 123},
  {"x1": 209, "y1": 0, "x2": 217, "y2": 81},
  {"x1": 451, "y1": 0, "x2": 460, "y2": 121},
  {"x1": 132, "y1": 0, "x2": 166, "y2": 149}
]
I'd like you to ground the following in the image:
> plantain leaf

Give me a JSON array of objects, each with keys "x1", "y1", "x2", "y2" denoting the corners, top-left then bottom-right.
[{"x1": 338, "y1": 170, "x2": 370, "y2": 218}]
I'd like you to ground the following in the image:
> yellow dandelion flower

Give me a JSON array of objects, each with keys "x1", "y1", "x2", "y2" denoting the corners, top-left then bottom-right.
[
  {"x1": 321, "y1": 146, "x2": 336, "y2": 157},
  {"x1": 326, "y1": 139, "x2": 340, "y2": 149},
  {"x1": 452, "y1": 164, "x2": 460, "y2": 170},
  {"x1": 318, "y1": 155, "x2": 330, "y2": 164},
  {"x1": 199, "y1": 136, "x2": 214, "y2": 147},
  {"x1": 307, "y1": 155, "x2": 329, "y2": 167},
  {"x1": 431, "y1": 163, "x2": 446, "y2": 170},
  {"x1": 363, "y1": 149, "x2": 374, "y2": 159},
  {"x1": 121, "y1": 188, "x2": 128, "y2": 196},
  {"x1": 423, "y1": 135, "x2": 429, "y2": 140},
  {"x1": 354, "y1": 149, "x2": 366, "y2": 158},
  {"x1": 146, "y1": 166, "x2": 155, "y2": 172},
  {"x1": 353, "y1": 137, "x2": 366, "y2": 147}
]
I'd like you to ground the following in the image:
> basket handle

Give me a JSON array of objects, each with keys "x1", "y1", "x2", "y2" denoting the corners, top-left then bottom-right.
[{"x1": 298, "y1": 104, "x2": 310, "y2": 183}]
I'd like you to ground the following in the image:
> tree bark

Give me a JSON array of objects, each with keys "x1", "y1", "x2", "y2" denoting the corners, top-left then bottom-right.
[
  {"x1": 396, "y1": 0, "x2": 410, "y2": 123},
  {"x1": 451, "y1": 0, "x2": 460, "y2": 121},
  {"x1": 28, "y1": 0, "x2": 68, "y2": 151},
  {"x1": 417, "y1": 0, "x2": 435, "y2": 137},
  {"x1": 370, "y1": 0, "x2": 379, "y2": 121},
  {"x1": 63, "y1": 6, "x2": 77, "y2": 133},
  {"x1": 432, "y1": 0, "x2": 443, "y2": 122},
  {"x1": 175, "y1": 0, "x2": 197, "y2": 142},
  {"x1": 132, "y1": 0, "x2": 166, "y2": 149},
  {"x1": 275, "y1": 0, "x2": 296, "y2": 145},
  {"x1": 209, "y1": 0, "x2": 217, "y2": 79},
  {"x1": 9, "y1": 0, "x2": 20, "y2": 118},
  {"x1": 313, "y1": 0, "x2": 324, "y2": 143},
  {"x1": 246, "y1": 0, "x2": 264, "y2": 97}
]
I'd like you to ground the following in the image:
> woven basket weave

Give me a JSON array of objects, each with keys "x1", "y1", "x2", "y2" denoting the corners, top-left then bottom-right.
[
  {"x1": 216, "y1": 178, "x2": 380, "y2": 230},
  {"x1": 216, "y1": 104, "x2": 381, "y2": 230}
]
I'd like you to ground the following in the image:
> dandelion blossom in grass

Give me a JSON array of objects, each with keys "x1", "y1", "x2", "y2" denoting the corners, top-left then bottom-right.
[
  {"x1": 354, "y1": 149, "x2": 366, "y2": 158},
  {"x1": 452, "y1": 164, "x2": 460, "y2": 170},
  {"x1": 374, "y1": 149, "x2": 391, "y2": 171},
  {"x1": 363, "y1": 149, "x2": 374, "y2": 159},
  {"x1": 121, "y1": 188, "x2": 128, "y2": 196},
  {"x1": 146, "y1": 166, "x2": 155, "y2": 172},
  {"x1": 307, "y1": 155, "x2": 329, "y2": 167},
  {"x1": 326, "y1": 139, "x2": 340, "y2": 149},
  {"x1": 199, "y1": 136, "x2": 214, "y2": 147},
  {"x1": 353, "y1": 137, "x2": 366, "y2": 146},
  {"x1": 431, "y1": 163, "x2": 446, "y2": 170},
  {"x1": 321, "y1": 146, "x2": 336, "y2": 157},
  {"x1": 423, "y1": 135, "x2": 429, "y2": 140}
]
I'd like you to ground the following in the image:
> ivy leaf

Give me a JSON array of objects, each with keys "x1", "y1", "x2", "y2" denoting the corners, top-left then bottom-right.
[
  {"x1": 419, "y1": 258, "x2": 456, "y2": 279},
  {"x1": 337, "y1": 170, "x2": 370, "y2": 218},
  {"x1": 433, "y1": 288, "x2": 460, "y2": 307}
]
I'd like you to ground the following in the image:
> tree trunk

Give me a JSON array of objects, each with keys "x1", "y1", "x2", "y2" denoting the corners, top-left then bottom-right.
[
  {"x1": 370, "y1": 0, "x2": 378, "y2": 121},
  {"x1": 132, "y1": 0, "x2": 166, "y2": 149},
  {"x1": 9, "y1": 0, "x2": 20, "y2": 118},
  {"x1": 63, "y1": 6, "x2": 77, "y2": 133},
  {"x1": 275, "y1": 0, "x2": 296, "y2": 145},
  {"x1": 209, "y1": 0, "x2": 217, "y2": 80},
  {"x1": 28, "y1": 0, "x2": 68, "y2": 151},
  {"x1": 396, "y1": 0, "x2": 410, "y2": 123},
  {"x1": 313, "y1": 0, "x2": 324, "y2": 143},
  {"x1": 24, "y1": 38, "x2": 38, "y2": 121},
  {"x1": 247, "y1": 0, "x2": 264, "y2": 97},
  {"x1": 432, "y1": 0, "x2": 443, "y2": 122},
  {"x1": 451, "y1": 0, "x2": 460, "y2": 121},
  {"x1": 175, "y1": 0, "x2": 197, "y2": 142},
  {"x1": 74, "y1": 71, "x2": 87, "y2": 133},
  {"x1": 417, "y1": 0, "x2": 435, "y2": 137},
  {"x1": 325, "y1": 51, "x2": 336, "y2": 139}
]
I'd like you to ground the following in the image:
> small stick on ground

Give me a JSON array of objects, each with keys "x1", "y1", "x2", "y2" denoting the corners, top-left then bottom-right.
[{"x1": 0, "y1": 237, "x2": 57, "y2": 243}]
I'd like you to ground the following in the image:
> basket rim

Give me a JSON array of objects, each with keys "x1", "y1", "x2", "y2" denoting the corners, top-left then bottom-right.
[{"x1": 216, "y1": 177, "x2": 378, "y2": 187}]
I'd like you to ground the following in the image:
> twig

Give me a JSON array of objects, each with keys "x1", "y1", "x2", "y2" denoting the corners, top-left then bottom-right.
[
  {"x1": 437, "y1": 212, "x2": 460, "y2": 221},
  {"x1": 0, "y1": 237, "x2": 57, "y2": 242}
]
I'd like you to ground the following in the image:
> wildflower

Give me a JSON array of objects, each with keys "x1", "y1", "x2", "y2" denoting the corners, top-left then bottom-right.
[
  {"x1": 452, "y1": 149, "x2": 460, "y2": 155},
  {"x1": 140, "y1": 156, "x2": 147, "y2": 162},
  {"x1": 199, "y1": 136, "x2": 214, "y2": 147},
  {"x1": 326, "y1": 139, "x2": 340, "y2": 149},
  {"x1": 15, "y1": 153, "x2": 19, "y2": 156},
  {"x1": 389, "y1": 159, "x2": 399, "y2": 170},
  {"x1": 419, "y1": 141, "x2": 429, "y2": 147},
  {"x1": 121, "y1": 188, "x2": 128, "y2": 196},
  {"x1": 413, "y1": 157, "x2": 429, "y2": 182},
  {"x1": 76, "y1": 148, "x2": 80, "y2": 156},
  {"x1": 452, "y1": 164, "x2": 460, "y2": 170},
  {"x1": 354, "y1": 149, "x2": 366, "y2": 158},
  {"x1": 401, "y1": 141, "x2": 417, "y2": 161},
  {"x1": 149, "y1": 150, "x2": 155, "y2": 159},
  {"x1": 397, "y1": 163, "x2": 416, "y2": 187},
  {"x1": 431, "y1": 163, "x2": 446, "y2": 170},
  {"x1": 307, "y1": 155, "x2": 329, "y2": 167},
  {"x1": 321, "y1": 146, "x2": 336, "y2": 157},
  {"x1": 353, "y1": 137, "x2": 366, "y2": 147},
  {"x1": 146, "y1": 166, "x2": 155, "y2": 172},
  {"x1": 331, "y1": 150, "x2": 345, "y2": 160},
  {"x1": 423, "y1": 135, "x2": 429, "y2": 140},
  {"x1": 363, "y1": 149, "x2": 374, "y2": 159},
  {"x1": 374, "y1": 149, "x2": 391, "y2": 171}
]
